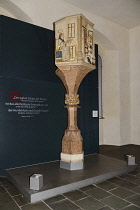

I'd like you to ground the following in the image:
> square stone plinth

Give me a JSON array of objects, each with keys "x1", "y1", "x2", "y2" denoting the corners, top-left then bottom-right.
[{"x1": 60, "y1": 161, "x2": 84, "y2": 170}]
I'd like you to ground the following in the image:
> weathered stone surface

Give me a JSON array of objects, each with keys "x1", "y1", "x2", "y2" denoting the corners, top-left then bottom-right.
[
  {"x1": 62, "y1": 129, "x2": 83, "y2": 154},
  {"x1": 56, "y1": 65, "x2": 95, "y2": 155}
]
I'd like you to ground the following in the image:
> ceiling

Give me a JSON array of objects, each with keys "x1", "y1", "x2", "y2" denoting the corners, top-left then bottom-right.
[{"x1": 64, "y1": 0, "x2": 140, "y2": 29}]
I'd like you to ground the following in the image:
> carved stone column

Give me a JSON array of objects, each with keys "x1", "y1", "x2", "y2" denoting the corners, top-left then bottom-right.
[{"x1": 54, "y1": 14, "x2": 96, "y2": 170}]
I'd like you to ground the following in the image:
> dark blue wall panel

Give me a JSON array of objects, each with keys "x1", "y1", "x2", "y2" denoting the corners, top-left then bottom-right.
[{"x1": 0, "y1": 15, "x2": 99, "y2": 175}]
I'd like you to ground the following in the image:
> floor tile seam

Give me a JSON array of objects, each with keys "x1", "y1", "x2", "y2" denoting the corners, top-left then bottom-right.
[
  {"x1": 1, "y1": 185, "x2": 14, "y2": 190},
  {"x1": 96, "y1": 194, "x2": 113, "y2": 203},
  {"x1": 5, "y1": 184, "x2": 29, "y2": 204},
  {"x1": 98, "y1": 194, "x2": 114, "y2": 202},
  {"x1": 100, "y1": 198, "x2": 132, "y2": 210},
  {"x1": 129, "y1": 171, "x2": 140, "y2": 175},
  {"x1": 105, "y1": 180, "x2": 120, "y2": 185},
  {"x1": 107, "y1": 187, "x2": 120, "y2": 192},
  {"x1": 0, "y1": 185, "x2": 7, "y2": 194},
  {"x1": 97, "y1": 186, "x2": 119, "y2": 192},
  {"x1": 41, "y1": 200, "x2": 53, "y2": 210},
  {"x1": 131, "y1": 204, "x2": 140, "y2": 208},
  {"x1": 114, "y1": 181, "x2": 139, "y2": 190},
  {"x1": 100, "y1": 205, "x2": 115, "y2": 210},
  {"x1": 119, "y1": 177, "x2": 140, "y2": 183},
  {"x1": 117, "y1": 180, "x2": 139, "y2": 188},
  {"x1": 92, "y1": 184, "x2": 116, "y2": 194},
  {"x1": 125, "y1": 191, "x2": 140, "y2": 199},
  {"x1": 120, "y1": 192, "x2": 137, "y2": 200},
  {"x1": 107, "y1": 179, "x2": 123, "y2": 185},
  {"x1": 97, "y1": 185, "x2": 119, "y2": 192},
  {"x1": 43, "y1": 197, "x2": 68, "y2": 205},
  {"x1": 80, "y1": 187, "x2": 116, "y2": 202},
  {"x1": 19, "y1": 202, "x2": 31, "y2": 209},
  {"x1": 72, "y1": 195, "x2": 89, "y2": 202},
  {"x1": 78, "y1": 188, "x2": 93, "y2": 193},
  {"x1": 2, "y1": 184, "x2": 22, "y2": 210},
  {"x1": 120, "y1": 181, "x2": 139, "y2": 189},
  {"x1": 14, "y1": 198, "x2": 30, "y2": 208},
  {"x1": 0, "y1": 182, "x2": 6, "y2": 187},
  {"x1": 6, "y1": 186, "x2": 22, "y2": 197},
  {"x1": 78, "y1": 186, "x2": 112, "y2": 200},
  {"x1": 62, "y1": 188, "x2": 91, "y2": 201},
  {"x1": 61, "y1": 194, "x2": 83, "y2": 209},
  {"x1": 127, "y1": 179, "x2": 140, "y2": 184},
  {"x1": 67, "y1": 193, "x2": 107, "y2": 210},
  {"x1": 121, "y1": 203, "x2": 140, "y2": 209},
  {"x1": 111, "y1": 186, "x2": 137, "y2": 194},
  {"x1": 77, "y1": 191, "x2": 106, "y2": 204},
  {"x1": 113, "y1": 176, "x2": 124, "y2": 181},
  {"x1": 21, "y1": 201, "x2": 48, "y2": 209},
  {"x1": 70, "y1": 188, "x2": 94, "y2": 197},
  {"x1": 95, "y1": 179, "x2": 118, "y2": 185},
  {"x1": 79, "y1": 188, "x2": 97, "y2": 197},
  {"x1": 134, "y1": 179, "x2": 140, "y2": 186},
  {"x1": 121, "y1": 204, "x2": 133, "y2": 210},
  {"x1": 12, "y1": 193, "x2": 23, "y2": 198},
  {"x1": 83, "y1": 193, "x2": 110, "y2": 206},
  {"x1": 77, "y1": 189, "x2": 93, "y2": 196},
  {"x1": 128, "y1": 172, "x2": 140, "y2": 176},
  {"x1": 96, "y1": 205, "x2": 114, "y2": 210},
  {"x1": 106, "y1": 189, "x2": 136, "y2": 202},
  {"x1": 78, "y1": 188, "x2": 94, "y2": 194},
  {"x1": 120, "y1": 175, "x2": 140, "y2": 180},
  {"x1": 135, "y1": 167, "x2": 140, "y2": 170},
  {"x1": 125, "y1": 171, "x2": 140, "y2": 175},
  {"x1": 117, "y1": 177, "x2": 135, "y2": 182},
  {"x1": 128, "y1": 185, "x2": 140, "y2": 193},
  {"x1": 124, "y1": 185, "x2": 140, "y2": 192},
  {"x1": 99, "y1": 193, "x2": 132, "y2": 206}
]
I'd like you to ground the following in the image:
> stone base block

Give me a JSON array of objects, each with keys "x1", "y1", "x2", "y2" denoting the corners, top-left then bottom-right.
[
  {"x1": 126, "y1": 155, "x2": 135, "y2": 165},
  {"x1": 60, "y1": 161, "x2": 84, "y2": 170},
  {"x1": 61, "y1": 152, "x2": 84, "y2": 163},
  {"x1": 30, "y1": 174, "x2": 43, "y2": 190}
]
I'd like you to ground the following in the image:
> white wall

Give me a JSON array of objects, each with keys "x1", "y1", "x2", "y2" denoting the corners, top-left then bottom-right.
[
  {"x1": 0, "y1": 0, "x2": 32, "y2": 23},
  {"x1": 0, "y1": 0, "x2": 132, "y2": 145},
  {"x1": 0, "y1": 7, "x2": 15, "y2": 18},
  {"x1": 102, "y1": 50, "x2": 121, "y2": 145},
  {"x1": 130, "y1": 25, "x2": 140, "y2": 145}
]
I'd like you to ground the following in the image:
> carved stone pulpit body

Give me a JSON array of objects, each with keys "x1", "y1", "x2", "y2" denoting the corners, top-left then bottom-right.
[{"x1": 54, "y1": 14, "x2": 96, "y2": 170}]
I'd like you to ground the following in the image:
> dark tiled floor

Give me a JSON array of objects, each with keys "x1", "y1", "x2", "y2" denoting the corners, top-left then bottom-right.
[
  {"x1": 101, "y1": 195, "x2": 131, "y2": 209},
  {"x1": 99, "y1": 144, "x2": 140, "y2": 166},
  {"x1": 0, "y1": 145, "x2": 140, "y2": 210},
  {"x1": 85, "y1": 187, "x2": 111, "y2": 200},
  {"x1": 13, "y1": 195, "x2": 29, "y2": 206},
  {"x1": 63, "y1": 190, "x2": 88, "y2": 201},
  {"x1": 75, "y1": 196, "x2": 105, "y2": 210},
  {"x1": 95, "y1": 181, "x2": 117, "y2": 191}
]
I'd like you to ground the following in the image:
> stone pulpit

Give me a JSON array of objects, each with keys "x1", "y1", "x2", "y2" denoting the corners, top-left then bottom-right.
[{"x1": 54, "y1": 14, "x2": 96, "y2": 170}]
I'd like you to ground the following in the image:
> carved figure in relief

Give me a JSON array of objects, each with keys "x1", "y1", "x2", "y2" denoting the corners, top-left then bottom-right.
[
  {"x1": 56, "y1": 29, "x2": 76, "y2": 62},
  {"x1": 59, "y1": 32, "x2": 64, "y2": 42},
  {"x1": 84, "y1": 30, "x2": 94, "y2": 65}
]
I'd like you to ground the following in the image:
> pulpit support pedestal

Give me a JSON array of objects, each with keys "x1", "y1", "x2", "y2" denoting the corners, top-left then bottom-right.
[{"x1": 56, "y1": 65, "x2": 94, "y2": 170}]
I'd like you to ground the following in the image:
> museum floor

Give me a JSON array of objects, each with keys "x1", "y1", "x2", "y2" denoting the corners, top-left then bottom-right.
[{"x1": 0, "y1": 145, "x2": 140, "y2": 210}]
